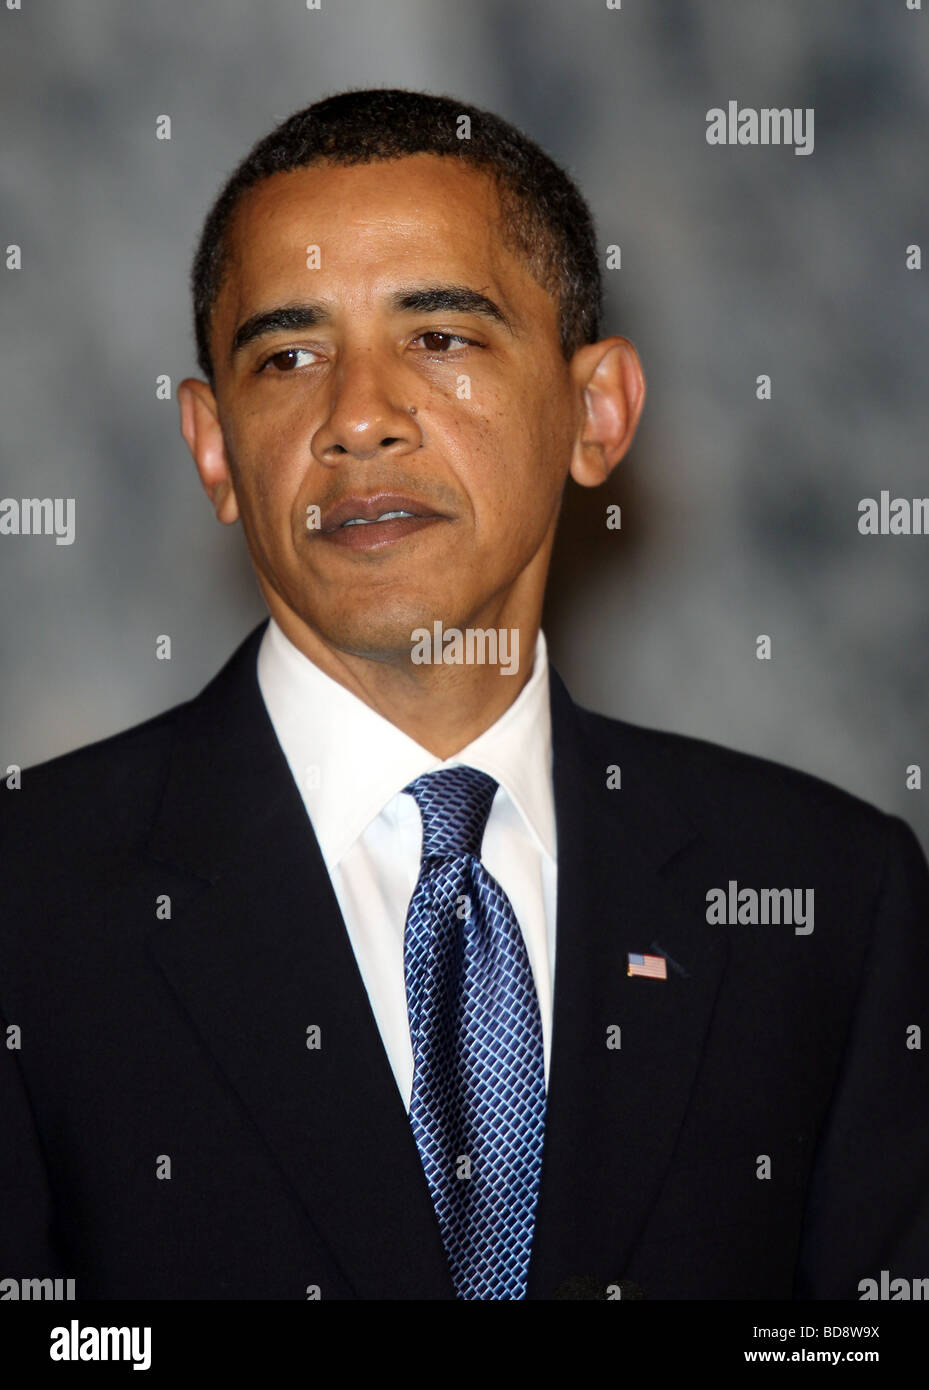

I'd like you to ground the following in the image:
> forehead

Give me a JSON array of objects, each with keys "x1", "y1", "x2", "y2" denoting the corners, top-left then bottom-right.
[{"x1": 217, "y1": 154, "x2": 549, "y2": 327}]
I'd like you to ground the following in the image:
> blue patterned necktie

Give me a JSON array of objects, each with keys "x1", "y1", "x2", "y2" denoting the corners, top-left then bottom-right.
[{"x1": 402, "y1": 764, "x2": 547, "y2": 1300}]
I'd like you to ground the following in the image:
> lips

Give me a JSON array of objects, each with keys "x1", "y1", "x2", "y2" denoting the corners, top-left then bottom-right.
[
  {"x1": 319, "y1": 489, "x2": 445, "y2": 530},
  {"x1": 341, "y1": 509, "x2": 415, "y2": 527},
  {"x1": 316, "y1": 491, "x2": 448, "y2": 551}
]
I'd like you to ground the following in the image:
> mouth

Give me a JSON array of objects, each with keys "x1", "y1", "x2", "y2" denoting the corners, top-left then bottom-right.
[{"x1": 316, "y1": 492, "x2": 448, "y2": 551}]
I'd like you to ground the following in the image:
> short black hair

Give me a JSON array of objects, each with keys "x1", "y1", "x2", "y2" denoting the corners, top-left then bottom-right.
[{"x1": 190, "y1": 88, "x2": 602, "y2": 387}]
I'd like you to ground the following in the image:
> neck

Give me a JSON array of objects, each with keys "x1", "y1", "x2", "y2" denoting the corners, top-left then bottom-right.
[{"x1": 266, "y1": 600, "x2": 540, "y2": 760}]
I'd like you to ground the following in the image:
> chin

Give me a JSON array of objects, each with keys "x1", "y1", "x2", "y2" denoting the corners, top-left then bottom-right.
[{"x1": 304, "y1": 600, "x2": 446, "y2": 664}]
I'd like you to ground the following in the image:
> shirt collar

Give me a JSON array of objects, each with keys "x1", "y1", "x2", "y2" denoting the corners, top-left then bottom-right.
[{"x1": 256, "y1": 616, "x2": 555, "y2": 870}]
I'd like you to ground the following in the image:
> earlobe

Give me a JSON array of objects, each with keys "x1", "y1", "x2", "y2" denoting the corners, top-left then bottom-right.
[
  {"x1": 568, "y1": 338, "x2": 646, "y2": 489},
  {"x1": 178, "y1": 378, "x2": 240, "y2": 525}
]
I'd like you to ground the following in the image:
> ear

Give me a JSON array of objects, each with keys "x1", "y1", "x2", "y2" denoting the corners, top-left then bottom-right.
[
  {"x1": 567, "y1": 337, "x2": 646, "y2": 488},
  {"x1": 177, "y1": 378, "x2": 240, "y2": 524}
]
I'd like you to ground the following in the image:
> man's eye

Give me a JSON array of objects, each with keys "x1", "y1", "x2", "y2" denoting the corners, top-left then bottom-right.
[
  {"x1": 414, "y1": 331, "x2": 478, "y2": 353},
  {"x1": 259, "y1": 347, "x2": 320, "y2": 372}
]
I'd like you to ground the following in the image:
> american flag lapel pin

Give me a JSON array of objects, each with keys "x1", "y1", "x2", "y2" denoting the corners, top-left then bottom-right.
[{"x1": 627, "y1": 951, "x2": 668, "y2": 980}]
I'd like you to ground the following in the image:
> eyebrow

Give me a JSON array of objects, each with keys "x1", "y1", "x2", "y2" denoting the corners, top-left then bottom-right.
[{"x1": 230, "y1": 284, "x2": 516, "y2": 362}]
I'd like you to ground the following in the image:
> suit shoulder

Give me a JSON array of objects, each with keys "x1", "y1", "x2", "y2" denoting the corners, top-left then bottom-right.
[
  {"x1": 575, "y1": 701, "x2": 892, "y2": 840},
  {"x1": 1, "y1": 624, "x2": 266, "y2": 852},
  {"x1": 0, "y1": 700, "x2": 187, "y2": 853}
]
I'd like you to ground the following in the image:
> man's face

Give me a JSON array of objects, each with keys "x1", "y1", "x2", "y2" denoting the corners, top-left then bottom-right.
[{"x1": 196, "y1": 155, "x2": 597, "y2": 662}]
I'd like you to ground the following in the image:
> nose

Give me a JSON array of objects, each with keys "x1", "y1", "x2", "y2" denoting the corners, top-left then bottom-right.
[{"x1": 311, "y1": 347, "x2": 422, "y2": 464}]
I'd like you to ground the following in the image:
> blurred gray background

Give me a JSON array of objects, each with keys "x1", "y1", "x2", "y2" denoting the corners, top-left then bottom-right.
[{"x1": 1, "y1": 0, "x2": 927, "y2": 852}]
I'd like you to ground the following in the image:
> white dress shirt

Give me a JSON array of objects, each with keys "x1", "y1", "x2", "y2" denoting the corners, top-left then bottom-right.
[{"x1": 256, "y1": 617, "x2": 558, "y2": 1111}]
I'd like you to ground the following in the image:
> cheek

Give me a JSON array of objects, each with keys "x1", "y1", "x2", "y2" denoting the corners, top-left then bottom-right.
[
  {"x1": 229, "y1": 412, "x2": 306, "y2": 517},
  {"x1": 435, "y1": 378, "x2": 564, "y2": 542},
  {"x1": 472, "y1": 380, "x2": 567, "y2": 503}
]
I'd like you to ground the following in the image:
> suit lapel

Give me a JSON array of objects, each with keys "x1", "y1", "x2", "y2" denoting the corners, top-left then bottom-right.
[
  {"x1": 145, "y1": 624, "x2": 455, "y2": 1299},
  {"x1": 527, "y1": 670, "x2": 730, "y2": 1297}
]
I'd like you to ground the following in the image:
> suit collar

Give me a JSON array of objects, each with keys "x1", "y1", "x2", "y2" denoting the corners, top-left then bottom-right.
[
  {"x1": 148, "y1": 623, "x2": 699, "y2": 884},
  {"x1": 547, "y1": 664, "x2": 703, "y2": 863}
]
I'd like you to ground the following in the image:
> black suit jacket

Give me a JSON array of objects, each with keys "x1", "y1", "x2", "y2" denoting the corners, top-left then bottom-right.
[{"x1": 2, "y1": 621, "x2": 928, "y2": 1299}]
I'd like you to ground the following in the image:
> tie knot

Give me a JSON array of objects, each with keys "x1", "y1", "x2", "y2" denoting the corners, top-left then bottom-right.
[{"x1": 403, "y1": 765, "x2": 498, "y2": 860}]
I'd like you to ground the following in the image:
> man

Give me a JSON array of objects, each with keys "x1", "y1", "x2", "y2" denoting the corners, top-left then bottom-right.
[{"x1": 2, "y1": 89, "x2": 927, "y2": 1302}]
